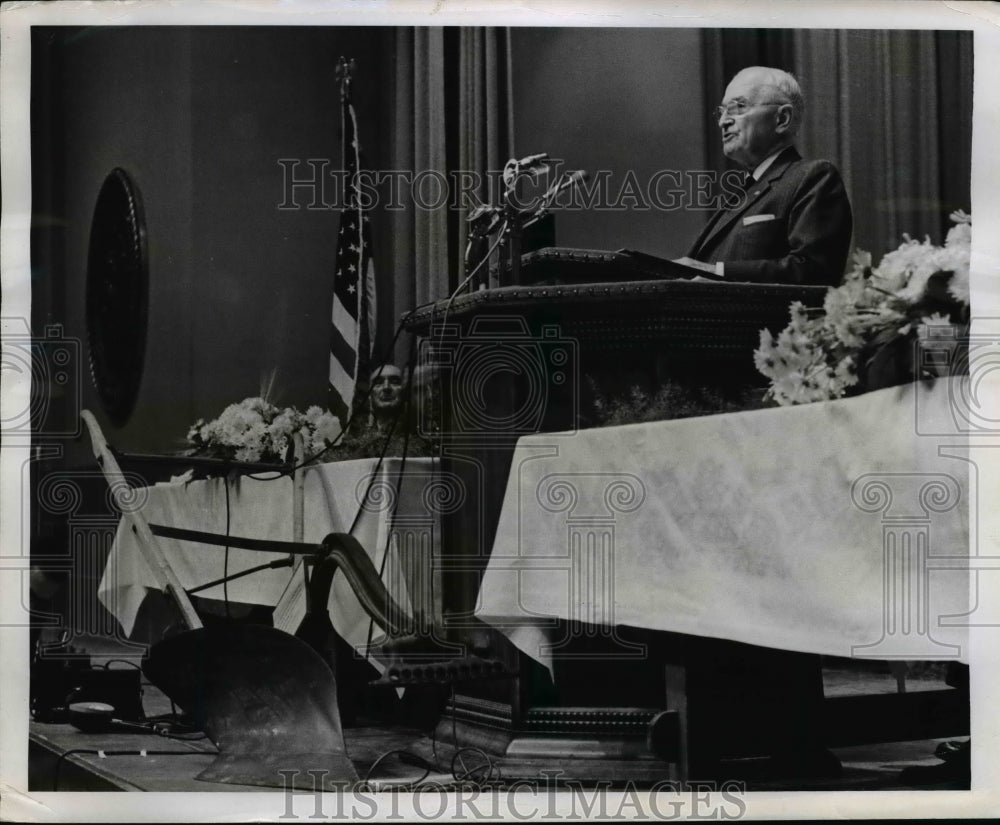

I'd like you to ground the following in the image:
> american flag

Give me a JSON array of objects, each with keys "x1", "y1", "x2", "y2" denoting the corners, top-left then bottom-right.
[{"x1": 328, "y1": 77, "x2": 376, "y2": 427}]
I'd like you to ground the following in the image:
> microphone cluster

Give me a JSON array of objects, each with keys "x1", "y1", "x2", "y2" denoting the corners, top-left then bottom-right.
[{"x1": 463, "y1": 150, "x2": 589, "y2": 288}]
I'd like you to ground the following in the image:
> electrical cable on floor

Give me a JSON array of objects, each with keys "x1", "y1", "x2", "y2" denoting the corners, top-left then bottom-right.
[
  {"x1": 359, "y1": 749, "x2": 431, "y2": 791},
  {"x1": 445, "y1": 680, "x2": 500, "y2": 784},
  {"x1": 451, "y1": 747, "x2": 499, "y2": 784},
  {"x1": 150, "y1": 721, "x2": 209, "y2": 741},
  {"x1": 52, "y1": 748, "x2": 216, "y2": 791},
  {"x1": 427, "y1": 682, "x2": 501, "y2": 788},
  {"x1": 132, "y1": 704, "x2": 207, "y2": 740},
  {"x1": 363, "y1": 678, "x2": 499, "y2": 791},
  {"x1": 101, "y1": 659, "x2": 142, "y2": 671}
]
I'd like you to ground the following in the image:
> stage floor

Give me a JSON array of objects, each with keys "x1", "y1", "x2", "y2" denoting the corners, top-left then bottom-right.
[
  {"x1": 27, "y1": 641, "x2": 968, "y2": 793},
  {"x1": 27, "y1": 719, "x2": 969, "y2": 793}
]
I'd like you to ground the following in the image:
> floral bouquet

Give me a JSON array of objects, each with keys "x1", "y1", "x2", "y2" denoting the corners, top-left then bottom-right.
[
  {"x1": 754, "y1": 210, "x2": 971, "y2": 406},
  {"x1": 186, "y1": 397, "x2": 343, "y2": 464}
]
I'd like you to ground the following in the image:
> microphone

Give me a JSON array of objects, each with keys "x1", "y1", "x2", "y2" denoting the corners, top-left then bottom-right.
[
  {"x1": 549, "y1": 169, "x2": 588, "y2": 199},
  {"x1": 516, "y1": 152, "x2": 549, "y2": 168},
  {"x1": 516, "y1": 153, "x2": 552, "y2": 182},
  {"x1": 521, "y1": 170, "x2": 591, "y2": 227}
]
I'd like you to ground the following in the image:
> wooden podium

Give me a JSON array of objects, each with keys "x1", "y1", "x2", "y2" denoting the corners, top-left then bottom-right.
[{"x1": 402, "y1": 253, "x2": 830, "y2": 780}]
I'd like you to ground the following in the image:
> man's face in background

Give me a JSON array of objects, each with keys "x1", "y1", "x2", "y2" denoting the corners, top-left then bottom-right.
[{"x1": 371, "y1": 365, "x2": 404, "y2": 415}]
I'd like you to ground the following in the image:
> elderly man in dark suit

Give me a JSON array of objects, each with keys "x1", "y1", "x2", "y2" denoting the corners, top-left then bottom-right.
[
  {"x1": 676, "y1": 66, "x2": 853, "y2": 286},
  {"x1": 666, "y1": 68, "x2": 854, "y2": 780}
]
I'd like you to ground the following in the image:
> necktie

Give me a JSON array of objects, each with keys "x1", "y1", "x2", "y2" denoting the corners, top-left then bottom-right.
[
  {"x1": 708, "y1": 172, "x2": 752, "y2": 226},
  {"x1": 728, "y1": 171, "x2": 754, "y2": 208}
]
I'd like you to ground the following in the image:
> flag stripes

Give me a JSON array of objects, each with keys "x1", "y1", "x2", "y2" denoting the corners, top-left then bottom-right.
[{"x1": 328, "y1": 76, "x2": 376, "y2": 427}]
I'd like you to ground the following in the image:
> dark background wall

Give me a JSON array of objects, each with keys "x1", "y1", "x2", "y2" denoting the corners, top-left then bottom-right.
[
  {"x1": 32, "y1": 27, "x2": 393, "y2": 462},
  {"x1": 510, "y1": 27, "x2": 708, "y2": 258}
]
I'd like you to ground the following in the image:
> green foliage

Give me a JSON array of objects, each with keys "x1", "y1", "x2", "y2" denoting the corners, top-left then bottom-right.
[
  {"x1": 321, "y1": 424, "x2": 437, "y2": 462},
  {"x1": 586, "y1": 376, "x2": 765, "y2": 428}
]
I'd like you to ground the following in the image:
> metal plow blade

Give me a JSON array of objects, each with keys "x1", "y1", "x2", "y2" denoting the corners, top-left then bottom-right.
[{"x1": 142, "y1": 624, "x2": 358, "y2": 789}]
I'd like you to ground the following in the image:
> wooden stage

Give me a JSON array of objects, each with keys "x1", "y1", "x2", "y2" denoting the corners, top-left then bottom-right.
[{"x1": 29, "y1": 656, "x2": 970, "y2": 793}]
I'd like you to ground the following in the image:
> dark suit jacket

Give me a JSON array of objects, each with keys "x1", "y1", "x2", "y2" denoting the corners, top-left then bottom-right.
[{"x1": 687, "y1": 146, "x2": 853, "y2": 286}]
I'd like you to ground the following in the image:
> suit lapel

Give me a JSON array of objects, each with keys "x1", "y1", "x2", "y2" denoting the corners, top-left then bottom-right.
[
  {"x1": 695, "y1": 180, "x2": 772, "y2": 255},
  {"x1": 692, "y1": 147, "x2": 801, "y2": 259}
]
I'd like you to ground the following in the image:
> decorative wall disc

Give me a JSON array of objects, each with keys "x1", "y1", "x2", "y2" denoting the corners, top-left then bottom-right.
[{"x1": 86, "y1": 168, "x2": 148, "y2": 427}]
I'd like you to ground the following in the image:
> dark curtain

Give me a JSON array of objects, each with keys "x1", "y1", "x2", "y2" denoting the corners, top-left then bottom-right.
[
  {"x1": 450, "y1": 28, "x2": 514, "y2": 292},
  {"x1": 702, "y1": 29, "x2": 972, "y2": 260},
  {"x1": 385, "y1": 27, "x2": 513, "y2": 359}
]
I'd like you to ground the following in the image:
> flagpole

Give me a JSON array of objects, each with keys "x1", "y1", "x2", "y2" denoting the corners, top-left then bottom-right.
[{"x1": 329, "y1": 56, "x2": 375, "y2": 430}]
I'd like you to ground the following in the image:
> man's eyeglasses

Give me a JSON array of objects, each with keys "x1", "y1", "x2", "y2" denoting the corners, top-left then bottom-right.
[{"x1": 713, "y1": 100, "x2": 788, "y2": 120}]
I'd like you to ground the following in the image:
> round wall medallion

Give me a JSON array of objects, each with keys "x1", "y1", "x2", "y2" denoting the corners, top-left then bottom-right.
[{"x1": 86, "y1": 168, "x2": 148, "y2": 427}]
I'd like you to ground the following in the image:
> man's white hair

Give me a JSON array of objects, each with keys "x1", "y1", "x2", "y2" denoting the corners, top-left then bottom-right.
[{"x1": 734, "y1": 66, "x2": 804, "y2": 132}]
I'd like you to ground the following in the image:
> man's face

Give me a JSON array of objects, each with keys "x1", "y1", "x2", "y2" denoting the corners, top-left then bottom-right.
[
  {"x1": 371, "y1": 365, "x2": 404, "y2": 413},
  {"x1": 718, "y1": 71, "x2": 789, "y2": 169}
]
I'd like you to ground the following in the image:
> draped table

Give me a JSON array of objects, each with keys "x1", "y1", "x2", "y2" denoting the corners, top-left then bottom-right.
[
  {"x1": 98, "y1": 457, "x2": 445, "y2": 661},
  {"x1": 476, "y1": 379, "x2": 972, "y2": 670}
]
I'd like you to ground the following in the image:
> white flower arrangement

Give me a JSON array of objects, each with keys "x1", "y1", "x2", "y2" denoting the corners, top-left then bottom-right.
[
  {"x1": 755, "y1": 210, "x2": 971, "y2": 406},
  {"x1": 186, "y1": 397, "x2": 343, "y2": 464}
]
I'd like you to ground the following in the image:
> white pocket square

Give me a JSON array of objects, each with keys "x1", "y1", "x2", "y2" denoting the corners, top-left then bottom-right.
[{"x1": 743, "y1": 213, "x2": 776, "y2": 226}]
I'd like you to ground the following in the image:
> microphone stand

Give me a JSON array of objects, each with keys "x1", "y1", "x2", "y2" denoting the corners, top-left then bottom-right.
[
  {"x1": 464, "y1": 205, "x2": 501, "y2": 291},
  {"x1": 499, "y1": 155, "x2": 551, "y2": 287},
  {"x1": 464, "y1": 156, "x2": 588, "y2": 289}
]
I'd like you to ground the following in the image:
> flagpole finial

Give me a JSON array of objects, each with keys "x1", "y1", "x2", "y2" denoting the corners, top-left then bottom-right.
[{"x1": 336, "y1": 56, "x2": 356, "y2": 103}]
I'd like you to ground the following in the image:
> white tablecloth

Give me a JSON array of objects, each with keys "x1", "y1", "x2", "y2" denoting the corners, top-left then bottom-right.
[
  {"x1": 476, "y1": 379, "x2": 972, "y2": 670},
  {"x1": 98, "y1": 457, "x2": 442, "y2": 659}
]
